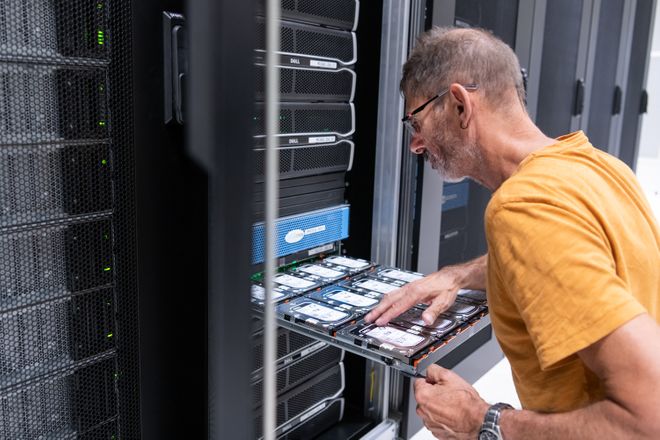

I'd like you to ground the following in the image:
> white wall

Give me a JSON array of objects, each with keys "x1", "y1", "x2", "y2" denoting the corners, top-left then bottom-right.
[{"x1": 638, "y1": 2, "x2": 660, "y2": 159}]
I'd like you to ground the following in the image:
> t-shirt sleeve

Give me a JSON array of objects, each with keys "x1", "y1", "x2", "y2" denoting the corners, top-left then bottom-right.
[{"x1": 487, "y1": 200, "x2": 646, "y2": 370}]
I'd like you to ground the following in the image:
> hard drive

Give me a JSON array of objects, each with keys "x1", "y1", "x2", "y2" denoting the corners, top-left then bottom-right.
[
  {"x1": 456, "y1": 289, "x2": 487, "y2": 305},
  {"x1": 342, "y1": 275, "x2": 405, "y2": 296},
  {"x1": 321, "y1": 255, "x2": 375, "y2": 275},
  {"x1": 271, "y1": 272, "x2": 324, "y2": 295},
  {"x1": 251, "y1": 284, "x2": 293, "y2": 306},
  {"x1": 338, "y1": 321, "x2": 434, "y2": 363},
  {"x1": 306, "y1": 285, "x2": 380, "y2": 314},
  {"x1": 439, "y1": 299, "x2": 485, "y2": 321},
  {"x1": 373, "y1": 267, "x2": 425, "y2": 284},
  {"x1": 289, "y1": 262, "x2": 349, "y2": 283},
  {"x1": 392, "y1": 307, "x2": 460, "y2": 338},
  {"x1": 278, "y1": 298, "x2": 360, "y2": 335}
]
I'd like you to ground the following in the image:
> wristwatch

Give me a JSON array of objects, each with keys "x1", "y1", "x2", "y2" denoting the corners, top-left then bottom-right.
[{"x1": 478, "y1": 402, "x2": 513, "y2": 440}]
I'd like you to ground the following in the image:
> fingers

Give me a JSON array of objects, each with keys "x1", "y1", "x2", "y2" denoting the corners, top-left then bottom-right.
[
  {"x1": 421, "y1": 298, "x2": 449, "y2": 326},
  {"x1": 365, "y1": 286, "x2": 420, "y2": 326},
  {"x1": 421, "y1": 287, "x2": 457, "y2": 325}
]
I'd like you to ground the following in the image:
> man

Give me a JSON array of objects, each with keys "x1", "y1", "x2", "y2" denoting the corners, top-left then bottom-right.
[{"x1": 365, "y1": 27, "x2": 660, "y2": 439}]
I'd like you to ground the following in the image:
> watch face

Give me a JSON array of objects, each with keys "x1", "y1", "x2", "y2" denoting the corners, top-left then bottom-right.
[{"x1": 479, "y1": 430, "x2": 499, "y2": 440}]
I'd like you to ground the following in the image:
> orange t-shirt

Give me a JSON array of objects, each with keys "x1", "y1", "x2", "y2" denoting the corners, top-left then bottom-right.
[{"x1": 485, "y1": 131, "x2": 660, "y2": 412}]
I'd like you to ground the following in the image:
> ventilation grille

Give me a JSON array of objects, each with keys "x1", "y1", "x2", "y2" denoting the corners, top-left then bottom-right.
[
  {"x1": 255, "y1": 66, "x2": 354, "y2": 102},
  {"x1": 252, "y1": 345, "x2": 342, "y2": 407},
  {"x1": 254, "y1": 363, "x2": 344, "y2": 439},
  {"x1": 0, "y1": 357, "x2": 118, "y2": 439},
  {"x1": 256, "y1": 19, "x2": 355, "y2": 64},
  {"x1": 254, "y1": 141, "x2": 353, "y2": 182},
  {"x1": 0, "y1": 0, "x2": 110, "y2": 62},
  {"x1": 256, "y1": 0, "x2": 359, "y2": 30},
  {"x1": 0, "y1": 65, "x2": 109, "y2": 144},
  {"x1": 253, "y1": 103, "x2": 353, "y2": 137},
  {"x1": 0, "y1": 220, "x2": 113, "y2": 311},
  {"x1": 0, "y1": 144, "x2": 112, "y2": 228}
]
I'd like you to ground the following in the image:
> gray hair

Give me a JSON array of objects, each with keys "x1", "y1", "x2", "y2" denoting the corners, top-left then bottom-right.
[{"x1": 401, "y1": 27, "x2": 525, "y2": 109}]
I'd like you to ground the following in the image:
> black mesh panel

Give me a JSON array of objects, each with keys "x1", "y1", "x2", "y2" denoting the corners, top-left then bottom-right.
[{"x1": 0, "y1": 0, "x2": 139, "y2": 438}]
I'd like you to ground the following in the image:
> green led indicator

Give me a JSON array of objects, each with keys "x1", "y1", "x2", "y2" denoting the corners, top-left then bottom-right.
[
  {"x1": 97, "y1": 2, "x2": 104, "y2": 9},
  {"x1": 104, "y1": 266, "x2": 112, "y2": 272},
  {"x1": 107, "y1": 333, "x2": 113, "y2": 338},
  {"x1": 97, "y1": 30, "x2": 105, "y2": 45},
  {"x1": 101, "y1": 159, "x2": 108, "y2": 165},
  {"x1": 98, "y1": 121, "x2": 106, "y2": 127}
]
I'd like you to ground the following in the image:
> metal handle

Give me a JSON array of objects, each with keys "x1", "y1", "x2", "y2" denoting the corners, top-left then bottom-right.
[
  {"x1": 612, "y1": 86, "x2": 622, "y2": 115},
  {"x1": 573, "y1": 79, "x2": 585, "y2": 116},
  {"x1": 640, "y1": 90, "x2": 649, "y2": 114}
]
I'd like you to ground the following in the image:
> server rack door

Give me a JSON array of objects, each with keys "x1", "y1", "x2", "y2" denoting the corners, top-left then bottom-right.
[
  {"x1": 619, "y1": 0, "x2": 657, "y2": 170},
  {"x1": 0, "y1": 1, "x2": 141, "y2": 438},
  {"x1": 535, "y1": 0, "x2": 592, "y2": 137},
  {"x1": 584, "y1": 0, "x2": 629, "y2": 154}
]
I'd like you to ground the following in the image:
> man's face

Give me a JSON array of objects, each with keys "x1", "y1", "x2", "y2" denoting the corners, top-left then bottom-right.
[{"x1": 406, "y1": 94, "x2": 481, "y2": 182}]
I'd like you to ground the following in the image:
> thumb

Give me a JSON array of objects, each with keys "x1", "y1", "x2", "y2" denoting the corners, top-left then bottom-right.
[{"x1": 425, "y1": 364, "x2": 452, "y2": 384}]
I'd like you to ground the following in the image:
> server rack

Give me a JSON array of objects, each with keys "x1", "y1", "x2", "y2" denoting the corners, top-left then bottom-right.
[
  {"x1": 528, "y1": 0, "x2": 657, "y2": 166},
  {"x1": 0, "y1": 1, "x2": 655, "y2": 439},
  {"x1": 0, "y1": 1, "x2": 141, "y2": 438}
]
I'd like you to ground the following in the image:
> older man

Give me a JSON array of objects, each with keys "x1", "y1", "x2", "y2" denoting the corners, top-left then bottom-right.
[{"x1": 365, "y1": 27, "x2": 660, "y2": 440}]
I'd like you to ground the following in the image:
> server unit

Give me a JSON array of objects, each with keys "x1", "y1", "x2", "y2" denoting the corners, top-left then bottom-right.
[{"x1": 0, "y1": 1, "x2": 140, "y2": 438}]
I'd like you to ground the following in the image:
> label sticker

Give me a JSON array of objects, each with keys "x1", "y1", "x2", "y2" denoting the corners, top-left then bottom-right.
[
  {"x1": 274, "y1": 274, "x2": 315, "y2": 289},
  {"x1": 380, "y1": 269, "x2": 423, "y2": 283},
  {"x1": 308, "y1": 135, "x2": 336, "y2": 144},
  {"x1": 308, "y1": 243, "x2": 334, "y2": 256},
  {"x1": 251, "y1": 285, "x2": 285, "y2": 301},
  {"x1": 326, "y1": 256, "x2": 369, "y2": 269},
  {"x1": 300, "y1": 264, "x2": 343, "y2": 279},
  {"x1": 366, "y1": 326, "x2": 424, "y2": 347},
  {"x1": 310, "y1": 59, "x2": 338, "y2": 69},
  {"x1": 355, "y1": 279, "x2": 399, "y2": 294},
  {"x1": 328, "y1": 290, "x2": 378, "y2": 307},
  {"x1": 300, "y1": 402, "x2": 327, "y2": 422},
  {"x1": 297, "y1": 303, "x2": 348, "y2": 322},
  {"x1": 285, "y1": 229, "x2": 305, "y2": 244},
  {"x1": 304, "y1": 225, "x2": 326, "y2": 235}
]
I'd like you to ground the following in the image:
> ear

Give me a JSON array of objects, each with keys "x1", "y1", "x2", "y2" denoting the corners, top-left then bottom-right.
[{"x1": 448, "y1": 83, "x2": 474, "y2": 130}]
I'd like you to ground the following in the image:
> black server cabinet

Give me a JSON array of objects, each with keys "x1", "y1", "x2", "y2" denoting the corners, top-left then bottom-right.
[
  {"x1": 535, "y1": 0, "x2": 589, "y2": 138},
  {"x1": 0, "y1": 1, "x2": 141, "y2": 438},
  {"x1": 619, "y1": 0, "x2": 656, "y2": 170}
]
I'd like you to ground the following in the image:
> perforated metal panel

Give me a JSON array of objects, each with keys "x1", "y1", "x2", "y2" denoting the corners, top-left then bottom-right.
[
  {"x1": 255, "y1": 66, "x2": 355, "y2": 102},
  {"x1": 255, "y1": 18, "x2": 356, "y2": 65},
  {"x1": 251, "y1": 205, "x2": 350, "y2": 264},
  {"x1": 253, "y1": 363, "x2": 344, "y2": 439},
  {"x1": 252, "y1": 345, "x2": 343, "y2": 408},
  {"x1": 254, "y1": 141, "x2": 354, "y2": 182},
  {"x1": 256, "y1": 0, "x2": 359, "y2": 30},
  {"x1": 253, "y1": 103, "x2": 354, "y2": 138},
  {"x1": 0, "y1": 1, "x2": 140, "y2": 438}
]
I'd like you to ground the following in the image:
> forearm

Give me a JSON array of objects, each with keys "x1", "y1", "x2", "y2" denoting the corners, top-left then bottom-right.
[
  {"x1": 441, "y1": 254, "x2": 487, "y2": 291},
  {"x1": 501, "y1": 400, "x2": 655, "y2": 440}
]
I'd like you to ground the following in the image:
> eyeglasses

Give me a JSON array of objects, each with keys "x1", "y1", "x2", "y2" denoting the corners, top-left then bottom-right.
[{"x1": 402, "y1": 83, "x2": 479, "y2": 134}]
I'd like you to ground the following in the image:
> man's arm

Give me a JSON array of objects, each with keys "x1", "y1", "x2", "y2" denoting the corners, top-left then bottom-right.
[
  {"x1": 499, "y1": 313, "x2": 660, "y2": 439},
  {"x1": 365, "y1": 254, "x2": 487, "y2": 326},
  {"x1": 414, "y1": 314, "x2": 660, "y2": 440}
]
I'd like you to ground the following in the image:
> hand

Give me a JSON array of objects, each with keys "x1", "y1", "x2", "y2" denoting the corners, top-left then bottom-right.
[
  {"x1": 414, "y1": 365, "x2": 489, "y2": 440},
  {"x1": 364, "y1": 267, "x2": 461, "y2": 326}
]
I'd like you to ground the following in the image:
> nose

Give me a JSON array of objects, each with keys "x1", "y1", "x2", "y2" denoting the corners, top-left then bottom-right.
[{"x1": 409, "y1": 133, "x2": 426, "y2": 155}]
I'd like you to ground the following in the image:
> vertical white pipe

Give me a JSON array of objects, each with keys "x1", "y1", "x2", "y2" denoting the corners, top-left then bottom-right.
[{"x1": 263, "y1": 0, "x2": 280, "y2": 438}]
